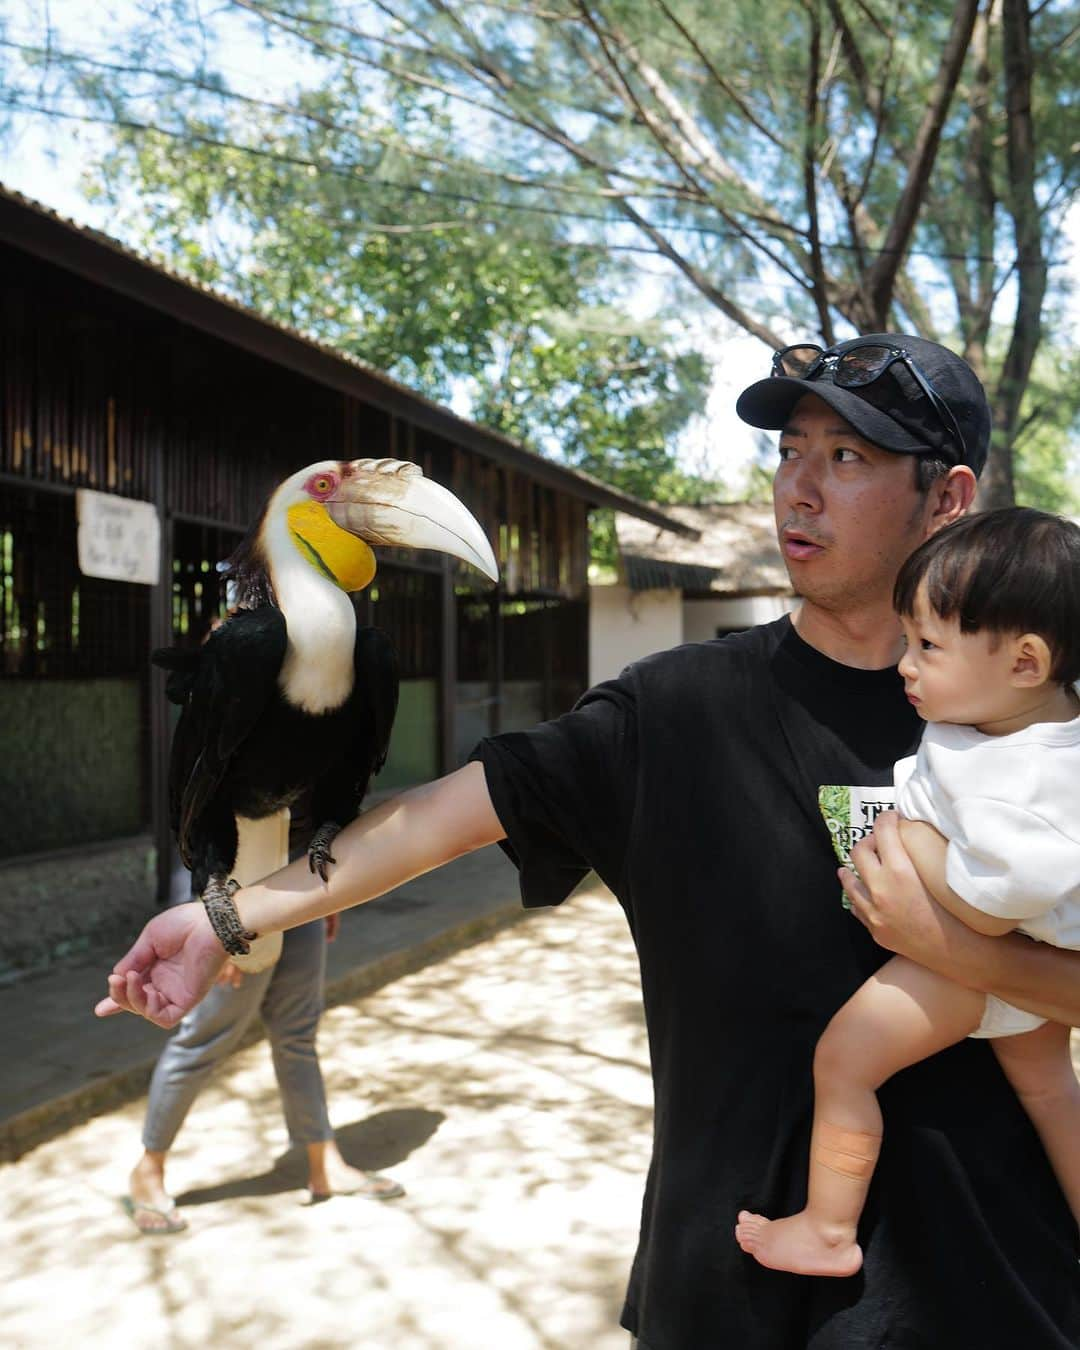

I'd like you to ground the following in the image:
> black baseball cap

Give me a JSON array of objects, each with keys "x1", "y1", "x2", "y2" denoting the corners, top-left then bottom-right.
[{"x1": 736, "y1": 333, "x2": 991, "y2": 477}]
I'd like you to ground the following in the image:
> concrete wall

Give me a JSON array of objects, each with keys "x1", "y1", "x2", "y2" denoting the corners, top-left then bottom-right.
[
  {"x1": 379, "y1": 678, "x2": 439, "y2": 789},
  {"x1": 0, "y1": 834, "x2": 156, "y2": 978},
  {"x1": 588, "y1": 584, "x2": 683, "y2": 687},
  {"x1": 0, "y1": 678, "x2": 145, "y2": 859},
  {"x1": 589, "y1": 588, "x2": 798, "y2": 691},
  {"x1": 682, "y1": 594, "x2": 797, "y2": 645}
]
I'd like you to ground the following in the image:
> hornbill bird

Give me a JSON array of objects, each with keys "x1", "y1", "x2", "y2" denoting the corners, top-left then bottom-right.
[{"x1": 154, "y1": 458, "x2": 498, "y2": 971}]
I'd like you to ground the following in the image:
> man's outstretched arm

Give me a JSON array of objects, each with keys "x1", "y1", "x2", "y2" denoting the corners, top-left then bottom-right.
[
  {"x1": 842, "y1": 810, "x2": 1080, "y2": 1028},
  {"x1": 96, "y1": 763, "x2": 506, "y2": 1028}
]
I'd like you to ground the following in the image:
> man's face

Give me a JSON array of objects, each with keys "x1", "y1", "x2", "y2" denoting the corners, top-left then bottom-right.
[{"x1": 772, "y1": 395, "x2": 933, "y2": 615}]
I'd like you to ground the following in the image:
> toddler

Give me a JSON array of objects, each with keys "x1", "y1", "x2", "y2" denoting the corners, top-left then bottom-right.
[{"x1": 736, "y1": 507, "x2": 1080, "y2": 1277}]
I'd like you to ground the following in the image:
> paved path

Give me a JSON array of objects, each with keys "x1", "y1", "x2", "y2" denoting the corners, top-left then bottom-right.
[
  {"x1": 0, "y1": 844, "x2": 532, "y2": 1161},
  {"x1": 0, "y1": 884, "x2": 651, "y2": 1350}
]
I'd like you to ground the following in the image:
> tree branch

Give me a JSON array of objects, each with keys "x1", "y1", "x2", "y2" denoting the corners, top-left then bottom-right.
[
  {"x1": 823, "y1": 0, "x2": 881, "y2": 118},
  {"x1": 572, "y1": 0, "x2": 713, "y2": 202},
  {"x1": 566, "y1": 7, "x2": 800, "y2": 223},
  {"x1": 803, "y1": 1, "x2": 834, "y2": 343},
  {"x1": 859, "y1": 0, "x2": 980, "y2": 328},
  {"x1": 648, "y1": 0, "x2": 793, "y2": 153},
  {"x1": 615, "y1": 198, "x2": 785, "y2": 347}
]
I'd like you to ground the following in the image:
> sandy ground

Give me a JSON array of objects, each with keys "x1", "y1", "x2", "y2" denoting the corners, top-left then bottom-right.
[
  {"x1": 4, "y1": 883, "x2": 1077, "y2": 1350},
  {"x1": 0, "y1": 886, "x2": 651, "y2": 1350}
]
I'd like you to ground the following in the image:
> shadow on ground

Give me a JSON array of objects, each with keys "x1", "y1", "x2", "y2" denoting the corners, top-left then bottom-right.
[
  {"x1": 0, "y1": 888, "x2": 650, "y2": 1350},
  {"x1": 176, "y1": 1108, "x2": 445, "y2": 1205}
]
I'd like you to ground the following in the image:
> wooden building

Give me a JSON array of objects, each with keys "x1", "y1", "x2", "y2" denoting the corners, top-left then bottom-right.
[{"x1": 0, "y1": 187, "x2": 689, "y2": 970}]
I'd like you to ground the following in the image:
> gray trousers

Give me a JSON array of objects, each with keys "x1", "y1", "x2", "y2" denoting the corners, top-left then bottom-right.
[{"x1": 142, "y1": 917, "x2": 334, "y2": 1152}]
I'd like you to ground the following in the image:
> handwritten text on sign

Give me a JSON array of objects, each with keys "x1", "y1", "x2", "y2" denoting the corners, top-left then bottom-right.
[{"x1": 76, "y1": 489, "x2": 161, "y2": 585}]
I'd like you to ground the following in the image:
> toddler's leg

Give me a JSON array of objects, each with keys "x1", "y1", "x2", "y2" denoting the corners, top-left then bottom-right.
[
  {"x1": 735, "y1": 955, "x2": 984, "y2": 1276},
  {"x1": 992, "y1": 1021, "x2": 1080, "y2": 1232}
]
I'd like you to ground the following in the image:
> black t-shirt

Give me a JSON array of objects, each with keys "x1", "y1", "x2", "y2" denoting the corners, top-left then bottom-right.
[{"x1": 473, "y1": 617, "x2": 1079, "y2": 1350}]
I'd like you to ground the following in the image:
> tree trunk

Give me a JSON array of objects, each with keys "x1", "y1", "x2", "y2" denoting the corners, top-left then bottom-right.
[{"x1": 978, "y1": 0, "x2": 1046, "y2": 510}]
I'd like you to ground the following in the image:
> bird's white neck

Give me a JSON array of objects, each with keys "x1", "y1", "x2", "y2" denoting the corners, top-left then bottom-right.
[{"x1": 263, "y1": 510, "x2": 357, "y2": 714}]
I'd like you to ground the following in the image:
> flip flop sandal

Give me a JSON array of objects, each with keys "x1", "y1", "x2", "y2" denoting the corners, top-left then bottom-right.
[
  {"x1": 122, "y1": 1195, "x2": 188, "y2": 1235},
  {"x1": 307, "y1": 1172, "x2": 406, "y2": 1203}
]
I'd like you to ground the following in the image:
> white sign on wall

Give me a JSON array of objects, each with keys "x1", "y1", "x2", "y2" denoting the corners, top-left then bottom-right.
[{"x1": 76, "y1": 489, "x2": 161, "y2": 585}]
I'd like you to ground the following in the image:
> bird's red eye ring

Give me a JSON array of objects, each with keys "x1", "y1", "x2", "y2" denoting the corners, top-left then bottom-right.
[{"x1": 305, "y1": 471, "x2": 338, "y2": 499}]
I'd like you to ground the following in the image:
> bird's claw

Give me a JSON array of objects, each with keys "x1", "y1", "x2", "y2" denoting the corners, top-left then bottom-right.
[
  {"x1": 204, "y1": 874, "x2": 241, "y2": 904},
  {"x1": 308, "y1": 824, "x2": 341, "y2": 884},
  {"x1": 310, "y1": 851, "x2": 337, "y2": 883}
]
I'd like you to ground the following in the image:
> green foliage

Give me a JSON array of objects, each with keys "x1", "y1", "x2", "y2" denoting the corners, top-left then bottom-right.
[
  {"x1": 6, "y1": 0, "x2": 1078, "y2": 509},
  {"x1": 79, "y1": 68, "x2": 711, "y2": 548},
  {"x1": 1012, "y1": 345, "x2": 1080, "y2": 514}
]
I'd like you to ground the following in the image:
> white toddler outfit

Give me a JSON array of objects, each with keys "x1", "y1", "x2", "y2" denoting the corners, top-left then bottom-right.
[{"x1": 894, "y1": 712, "x2": 1080, "y2": 1038}]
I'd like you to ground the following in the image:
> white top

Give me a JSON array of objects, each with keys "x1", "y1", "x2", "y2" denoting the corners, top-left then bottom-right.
[{"x1": 895, "y1": 712, "x2": 1080, "y2": 951}]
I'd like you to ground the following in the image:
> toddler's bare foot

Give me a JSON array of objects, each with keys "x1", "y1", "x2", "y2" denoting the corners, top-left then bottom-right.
[{"x1": 735, "y1": 1209, "x2": 862, "y2": 1278}]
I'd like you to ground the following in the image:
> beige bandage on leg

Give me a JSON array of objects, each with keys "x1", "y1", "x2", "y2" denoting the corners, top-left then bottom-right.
[{"x1": 813, "y1": 1121, "x2": 882, "y2": 1181}]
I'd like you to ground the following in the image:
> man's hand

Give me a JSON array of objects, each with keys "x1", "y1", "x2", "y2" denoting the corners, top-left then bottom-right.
[
  {"x1": 94, "y1": 902, "x2": 226, "y2": 1029},
  {"x1": 325, "y1": 913, "x2": 340, "y2": 943},
  {"x1": 840, "y1": 810, "x2": 952, "y2": 965},
  {"x1": 842, "y1": 809, "x2": 1080, "y2": 1024}
]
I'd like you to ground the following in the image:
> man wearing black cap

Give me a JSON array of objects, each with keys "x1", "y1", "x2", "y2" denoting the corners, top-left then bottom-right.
[{"x1": 99, "y1": 335, "x2": 1080, "y2": 1348}]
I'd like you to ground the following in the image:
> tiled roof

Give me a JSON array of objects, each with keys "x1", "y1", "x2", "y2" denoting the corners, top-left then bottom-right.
[{"x1": 615, "y1": 501, "x2": 791, "y2": 596}]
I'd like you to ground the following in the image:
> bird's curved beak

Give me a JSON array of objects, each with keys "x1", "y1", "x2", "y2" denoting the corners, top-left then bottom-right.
[{"x1": 326, "y1": 459, "x2": 499, "y2": 583}]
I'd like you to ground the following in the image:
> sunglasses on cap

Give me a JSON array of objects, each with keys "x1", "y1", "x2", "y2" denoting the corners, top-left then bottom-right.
[{"x1": 771, "y1": 341, "x2": 969, "y2": 466}]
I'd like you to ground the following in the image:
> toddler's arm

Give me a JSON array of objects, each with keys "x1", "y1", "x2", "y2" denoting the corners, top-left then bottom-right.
[
  {"x1": 845, "y1": 812, "x2": 1080, "y2": 1027},
  {"x1": 896, "y1": 818, "x2": 1018, "y2": 938}
]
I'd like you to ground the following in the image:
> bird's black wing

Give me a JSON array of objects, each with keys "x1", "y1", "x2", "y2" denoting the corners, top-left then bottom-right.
[
  {"x1": 151, "y1": 645, "x2": 202, "y2": 706},
  {"x1": 356, "y1": 625, "x2": 400, "y2": 780},
  {"x1": 152, "y1": 608, "x2": 288, "y2": 866},
  {"x1": 309, "y1": 625, "x2": 399, "y2": 833}
]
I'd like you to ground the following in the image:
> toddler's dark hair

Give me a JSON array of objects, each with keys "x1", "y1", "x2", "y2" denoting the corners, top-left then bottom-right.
[{"x1": 894, "y1": 507, "x2": 1080, "y2": 685}]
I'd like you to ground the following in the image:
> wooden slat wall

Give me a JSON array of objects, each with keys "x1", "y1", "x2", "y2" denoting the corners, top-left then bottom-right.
[
  {"x1": 444, "y1": 457, "x2": 586, "y2": 602},
  {"x1": 1, "y1": 249, "x2": 353, "y2": 524},
  {"x1": 1, "y1": 239, "x2": 591, "y2": 642},
  {"x1": 367, "y1": 564, "x2": 440, "y2": 679}
]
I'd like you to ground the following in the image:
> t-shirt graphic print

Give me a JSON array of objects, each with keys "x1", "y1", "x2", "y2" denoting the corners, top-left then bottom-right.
[{"x1": 818, "y1": 784, "x2": 897, "y2": 907}]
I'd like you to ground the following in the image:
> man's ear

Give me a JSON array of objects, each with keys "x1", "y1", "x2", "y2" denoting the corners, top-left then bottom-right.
[
  {"x1": 926, "y1": 466, "x2": 977, "y2": 536},
  {"x1": 1011, "y1": 633, "x2": 1053, "y2": 687}
]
